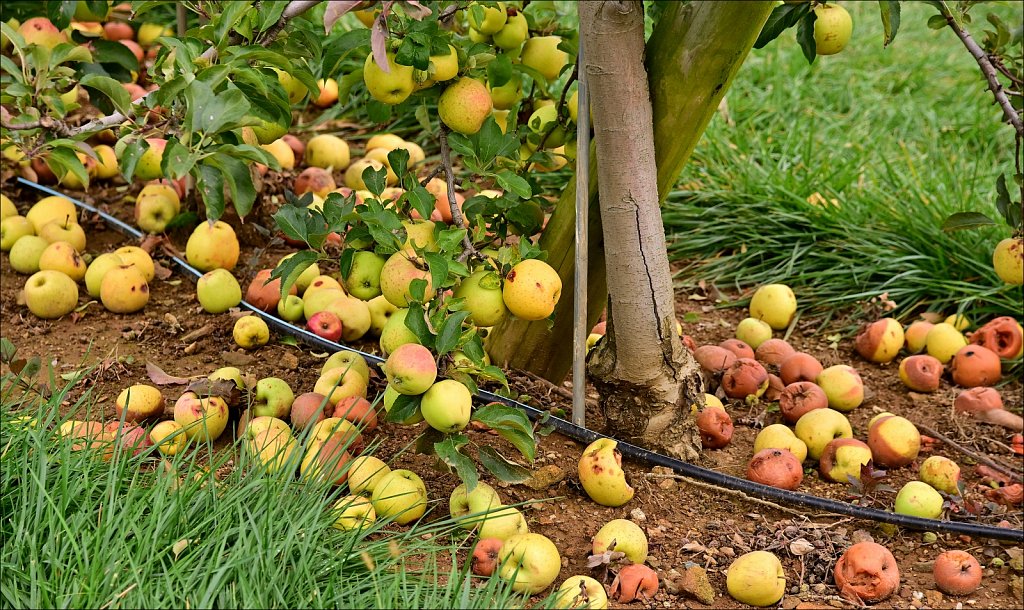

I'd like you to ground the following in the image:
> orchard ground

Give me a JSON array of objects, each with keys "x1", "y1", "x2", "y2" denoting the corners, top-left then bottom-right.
[{"x1": 3, "y1": 3, "x2": 1024, "y2": 610}]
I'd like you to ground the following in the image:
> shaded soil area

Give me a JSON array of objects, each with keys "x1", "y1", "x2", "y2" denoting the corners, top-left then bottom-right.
[{"x1": 1, "y1": 178, "x2": 1022, "y2": 609}]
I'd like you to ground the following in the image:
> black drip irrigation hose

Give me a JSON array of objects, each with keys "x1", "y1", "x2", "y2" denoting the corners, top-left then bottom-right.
[{"x1": 16, "y1": 177, "x2": 1024, "y2": 543}]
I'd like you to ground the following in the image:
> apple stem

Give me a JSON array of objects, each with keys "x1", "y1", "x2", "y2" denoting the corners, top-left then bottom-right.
[{"x1": 438, "y1": 125, "x2": 478, "y2": 263}]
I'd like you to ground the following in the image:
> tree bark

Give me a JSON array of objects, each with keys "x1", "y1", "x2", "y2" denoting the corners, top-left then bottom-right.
[
  {"x1": 486, "y1": 2, "x2": 773, "y2": 386},
  {"x1": 577, "y1": 0, "x2": 698, "y2": 460}
]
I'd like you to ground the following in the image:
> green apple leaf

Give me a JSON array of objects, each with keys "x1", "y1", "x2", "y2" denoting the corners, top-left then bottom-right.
[
  {"x1": 796, "y1": 12, "x2": 817, "y2": 64},
  {"x1": 119, "y1": 139, "x2": 146, "y2": 182},
  {"x1": 495, "y1": 170, "x2": 532, "y2": 199},
  {"x1": 386, "y1": 393, "x2": 422, "y2": 423},
  {"x1": 878, "y1": 0, "x2": 901, "y2": 47},
  {"x1": 362, "y1": 165, "x2": 388, "y2": 197},
  {"x1": 161, "y1": 137, "x2": 197, "y2": 180},
  {"x1": 406, "y1": 186, "x2": 436, "y2": 222},
  {"x1": 478, "y1": 446, "x2": 532, "y2": 483},
  {"x1": 423, "y1": 252, "x2": 449, "y2": 292},
  {"x1": 435, "y1": 310, "x2": 471, "y2": 357},
  {"x1": 435, "y1": 435, "x2": 478, "y2": 491},
  {"x1": 404, "y1": 302, "x2": 436, "y2": 350},
  {"x1": 270, "y1": 250, "x2": 319, "y2": 300},
  {"x1": 78, "y1": 73, "x2": 132, "y2": 118},
  {"x1": 754, "y1": 3, "x2": 811, "y2": 49},
  {"x1": 196, "y1": 163, "x2": 226, "y2": 222},
  {"x1": 940, "y1": 212, "x2": 999, "y2": 232}
]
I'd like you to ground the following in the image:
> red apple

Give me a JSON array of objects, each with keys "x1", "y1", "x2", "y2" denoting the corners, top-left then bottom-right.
[{"x1": 307, "y1": 311, "x2": 343, "y2": 342}]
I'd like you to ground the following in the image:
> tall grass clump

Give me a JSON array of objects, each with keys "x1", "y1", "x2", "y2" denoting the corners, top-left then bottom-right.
[
  {"x1": 0, "y1": 370, "x2": 543, "y2": 609},
  {"x1": 665, "y1": 2, "x2": 1023, "y2": 321}
]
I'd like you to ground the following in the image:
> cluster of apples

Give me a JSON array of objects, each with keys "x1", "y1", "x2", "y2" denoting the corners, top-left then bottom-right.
[{"x1": 2, "y1": 194, "x2": 155, "y2": 318}]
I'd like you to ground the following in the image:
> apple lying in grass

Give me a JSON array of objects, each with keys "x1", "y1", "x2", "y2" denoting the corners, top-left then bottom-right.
[
  {"x1": 299, "y1": 435, "x2": 352, "y2": 486},
  {"x1": 252, "y1": 377, "x2": 294, "y2": 419},
  {"x1": 449, "y1": 481, "x2": 502, "y2": 528},
  {"x1": 478, "y1": 506, "x2": 529, "y2": 541},
  {"x1": 246, "y1": 427, "x2": 298, "y2": 474},
  {"x1": 592, "y1": 518, "x2": 647, "y2": 563},
  {"x1": 150, "y1": 420, "x2": 187, "y2": 456},
  {"x1": 578, "y1": 438, "x2": 634, "y2": 507},
  {"x1": 332, "y1": 495, "x2": 376, "y2": 531},
  {"x1": 173, "y1": 392, "x2": 229, "y2": 442},
  {"x1": 347, "y1": 456, "x2": 391, "y2": 494},
  {"x1": 371, "y1": 469, "x2": 427, "y2": 525},
  {"x1": 314, "y1": 367, "x2": 368, "y2": 405},
  {"x1": 320, "y1": 351, "x2": 372, "y2": 385},
  {"x1": 472, "y1": 538, "x2": 504, "y2": 577},
  {"x1": 115, "y1": 384, "x2": 164, "y2": 422},
  {"x1": 553, "y1": 575, "x2": 608, "y2": 610},
  {"x1": 498, "y1": 533, "x2": 562, "y2": 594}
]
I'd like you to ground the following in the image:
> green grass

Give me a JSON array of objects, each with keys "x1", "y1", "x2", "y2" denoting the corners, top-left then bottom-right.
[
  {"x1": 665, "y1": 2, "x2": 1023, "y2": 323},
  {"x1": 0, "y1": 372, "x2": 543, "y2": 609}
]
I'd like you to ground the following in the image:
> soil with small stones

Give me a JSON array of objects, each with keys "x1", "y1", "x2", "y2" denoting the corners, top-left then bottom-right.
[{"x1": 1, "y1": 175, "x2": 1022, "y2": 610}]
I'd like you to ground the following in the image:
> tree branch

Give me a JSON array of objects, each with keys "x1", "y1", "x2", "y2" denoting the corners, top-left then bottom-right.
[
  {"x1": 438, "y1": 125, "x2": 477, "y2": 263},
  {"x1": 939, "y1": 3, "x2": 1023, "y2": 137},
  {"x1": 62, "y1": 0, "x2": 321, "y2": 138}
]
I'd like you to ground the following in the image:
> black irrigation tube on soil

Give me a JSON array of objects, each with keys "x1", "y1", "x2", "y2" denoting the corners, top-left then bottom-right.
[{"x1": 18, "y1": 177, "x2": 1024, "y2": 543}]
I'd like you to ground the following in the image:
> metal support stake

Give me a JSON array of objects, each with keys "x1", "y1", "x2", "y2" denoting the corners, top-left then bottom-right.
[{"x1": 572, "y1": 34, "x2": 591, "y2": 429}]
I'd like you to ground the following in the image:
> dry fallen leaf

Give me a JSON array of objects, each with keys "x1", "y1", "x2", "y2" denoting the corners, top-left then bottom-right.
[{"x1": 146, "y1": 362, "x2": 191, "y2": 385}]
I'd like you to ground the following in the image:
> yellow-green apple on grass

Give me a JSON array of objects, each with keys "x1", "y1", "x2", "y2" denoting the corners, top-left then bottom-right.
[
  {"x1": 867, "y1": 415, "x2": 920, "y2": 468},
  {"x1": 749, "y1": 283, "x2": 797, "y2": 330},
  {"x1": 347, "y1": 455, "x2": 392, "y2": 494},
  {"x1": 9, "y1": 235, "x2": 49, "y2": 274},
  {"x1": 113, "y1": 246, "x2": 155, "y2": 281},
  {"x1": 498, "y1": 533, "x2": 562, "y2": 594},
  {"x1": 478, "y1": 506, "x2": 529, "y2": 541},
  {"x1": 307, "y1": 311, "x2": 343, "y2": 342},
  {"x1": 753, "y1": 424, "x2": 808, "y2": 462},
  {"x1": 363, "y1": 53, "x2": 415, "y2": 105},
  {"x1": 370, "y1": 469, "x2": 427, "y2": 525},
  {"x1": 39, "y1": 218, "x2": 86, "y2": 252},
  {"x1": 100, "y1": 264, "x2": 149, "y2": 313},
  {"x1": 320, "y1": 351, "x2": 372, "y2": 385},
  {"x1": 592, "y1": 519, "x2": 647, "y2": 563},
  {"x1": 344, "y1": 251, "x2": 387, "y2": 300},
  {"x1": 233, "y1": 315, "x2": 270, "y2": 349},
  {"x1": 305, "y1": 134, "x2": 350, "y2": 170},
  {"x1": 438, "y1": 78, "x2": 493, "y2": 136},
  {"x1": 380, "y1": 251, "x2": 433, "y2": 307},
  {"x1": 420, "y1": 379, "x2": 472, "y2": 433},
  {"x1": 186, "y1": 220, "x2": 240, "y2": 272},
  {"x1": 794, "y1": 408, "x2": 852, "y2": 460},
  {"x1": 815, "y1": 365, "x2": 864, "y2": 412},
  {"x1": 24, "y1": 270, "x2": 79, "y2": 319},
  {"x1": 521, "y1": 36, "x2": 568, "y2": 81},
  {"x1": 1, "y1": 216, "x2": 34, "y2": 250},
  {"x1": 173, "y1": 391, "x2": 229, "y2": 442},
  {"x1": 382, "y1": 343, "x2": 437, "y2": 395},
  {"x1": 314, "y1": 366, "x2": 368, "y2": 405},
  {"x1": 894, "y1": 481, "x2": 943, "y2": 518},
  {"x1": 150, "y1": 420, "x2": 187, "y2": 456},
  {"x1": 449, "y1": 481, "x2": 501, "y2": 527},
  {"x1": 726, "y1": 551, "x2": 786, "y2": 607},
  {"x1": 332, "y1": 495, "x2": 376, "y2": 531},
  {"x1": 252, "y1": 377, "x2": 294, "y2": 419},
  {"x1": 502, "y1": 259, "x2": 561, "y2": 321},
  {"x1": 115, "y1": 384, "x2": 164, "y2": 422},
  {"x1": 553, "y1": 575, "x2": 608, "y2": 610},
  {"x1": 577, "y1": 438, "x2": 634, "y2": 507},
  {"x1": 918, "y1": 456, "x2": 961, "y2": 495},
  {"x1": 134, "y1": 182, "x2": 180, "y2": 233},
  {"x1": 196, "y1": 268, "x2": 241, "y2": 313},
  {"x1": 367, "y1": 295, "x2": 399, "y2": 336},
  {"x1": 818, "y1": 438, "x2": 872, "y2": 483},
  {"x1": 39, "y1": 241, "x2": 86, "y2": 281},
  {"x1": 455, "y1": 270, "x2": 508, "y2": 326}
]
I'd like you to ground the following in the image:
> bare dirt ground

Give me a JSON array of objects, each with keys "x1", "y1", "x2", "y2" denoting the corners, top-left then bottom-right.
[{"x1": 1, "y1": 176, "x2": 1022, "y2": 609}]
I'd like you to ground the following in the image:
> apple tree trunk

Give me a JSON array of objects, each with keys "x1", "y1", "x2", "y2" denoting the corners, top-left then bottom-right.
[{"x1": 486, "y1": 1, "x2": 773, "y2": 399}]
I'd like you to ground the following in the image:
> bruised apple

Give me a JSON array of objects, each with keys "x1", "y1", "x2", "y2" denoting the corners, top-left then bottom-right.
[
  {"x1": 933, "y1": 551, "x2": 982, "y2": 595},
  {"x1": 834, "y1": 542, "x2": 899, "y2": 603},
  {"x1": 696, "y1": 407, "x2": 733, "y2": 449},
  {"x1": 747, "y1": 448, "x2": 802, "y2": 490},
  {"x1": 867, "y1": 415, "x2": 920, "y2": 468},
  {"x1": 721, "y1": 358, "x2": 769, "y2": 399},
  {"x1": 898, "y1": 355, "x2": 942, "y2": 392},
  {"x1": 949, "y1": 345, "x2": 1001, "y2": 388},
  {"x1": 779, "y1": 352, "x2": 822, "y2": 385},
  {"x1": 778, "y1": 381, "x2": 828, "y2": 424},
  {"x1": 818, "y1": 438, "x2": 872, "y2": 483},
  {"x1": 578, "y1": 438, "x2": 633, "y2": 507},
  {"x1": 854, "y1": 318, "x2": 904, "y2": 363}
]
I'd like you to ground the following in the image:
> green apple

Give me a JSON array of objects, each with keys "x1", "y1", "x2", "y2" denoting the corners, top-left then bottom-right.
[
  {"x1": 726, "y1": 551, "x2": 786, "y2": 607},
  {"x1": 39, "y1": 241, "x2": 86, "y2": 281},
  {"x1": 313, "y1": 367, "x2": 368, "y2": 406},
  {"x1": 592, "y1": 518, "x2": 648, "y2": 563},
  {"x1": 815, "y1": 365, "x2": 864, "y2": 412},
  {"x1": 449, "y1": 481, "x2": 502, "y2": 527},
  {"x1": 38, "y1": 218, "x2": 86, "y2": 252},
  {"x1": 735, "y1": 317, "x2": 773, "y2": 350},
  {"x1": 252, "y1": 377, "x2": 294, "y2": 418},
  {"x1": 553, "y1": 576, "x2": 608, "y2": 610},
  {"x1": 526, "y1": 104, "x2": 566, "y2": 149},
  {"x1": 381, "y1": 251, "x2": 433, "y2": 307},
  {"x1": 402, "y1": 220, "x2": 437, "y2": 252},
  {"x1": 150, "y1": 420, "x2": 187, "y2": 456},
  {"x1": 813, "y1": 3, "x2": 853, "y2": 56},
  {"x1": 382, "y1": 384, "x2": 425, "y2": 425},
  {"x1": 324, "y1": 296, "x2": 372, "y2": 342},
  {"x1": 455, "y1": 270, "x2": 509, "y2": 326},
  {"x1": 794, "y1": 408, "x2": 852, "y2": 460},
  {"x1": 498, "y1": 533, "x2": 561, "y2": 594},
  {"x1": 894, "y1": 481, "x2": 943, "y2": 518},
  {"x1": 24, "y1": 270, "x2": 79, "y2": 319},
  {"x1": 134, "y1": 183, "x2": 180, "y2": 233},
  {"x1": 0, "y1": 194, "x2": 16, "y2": 220},
  {"x1": 489, "y1": 74, "x2": 522, "y2": 111},
  {"x1": 478, "y1": 506, "x2": 529, "y2": 541},
  {"x1": 186, "y1": 221, "x2": 240, "y2": 272},
  {"x1": 332, "y1": 495, "x2": 376, "y2": 531},
  {"x1": 134, "y1": 138, "x2": 167, "y2": 181},
  {"x1": 250, "y1": 116, "x2": 289, "y2": 145},
  {"x1": 26, "y1": 196, "x2": 76, "y2": 233},
  {"x1": 273, "y1": 68, "x2": 308, "y2": 104},
  {"x1": 521, "y1": 36, "x2": 568, "y2": 81},
  {"x1": 277, "y1": 295, "x2": 304, "y2": 321},
  {"x1": 100, "y1": 264, "x2": 150, "y2": 313},
  {"x1": 320, "y1": 351, "x2": 371, "y2": 385},
  {"x1": 749, "y1": 283, "x2": 797, "y2": 330},
  {"x1": 84, "y1": 253, "x2": 124, "y2": 297},
  {"x1": 818, "y1": 438, "x2": 872, "y2": 483},
  {"x1": 438, "y1": 78, "x2": 493, "y2": 136},
  {"x1": 367, "y1": 295, "x2": 399, "y2": 336},
  {"x1": 753, "y1": 424, "x2": 807, "y2": 462},
  {"x1": 382, "y1": 344, "x2": 437, "y2": 395},
  {"x1": 347, "y1": 456, "x2": 392, "y2": 494},
  {"x1": 468, "y1": 2, "x2": 507, "y2": 34},
  {"x1": 233, "y1": 315, "x2": 270, "y2": 350},
  {"x1": 918, "y1": 456, "x2": 961, "y2": 495},
  {"x1": 502, "y1": 259, "x2": 561, "y2": 321},
  {"x1": 493, "y1": 11, "x2": 527, "y2": 50},
  {"x1": 173, "y1": 391, "x2": 230, "y2": 442},
  {"x1": 1, "y1": 216, "x2": 34, "y2": 250},
  {"x1": 577, "y1": 438, "x2": 634, "y2": 507},
  {"x1": 305, "y1": 134, "x2": 350, "y2": 170},
  {"x1": 115, "y1": 384, "x2": 164, "y2": 422},
  {"x1": 380, "y1": 308, "x2": 421, "y2": 355},
  {"x1": 370, "y1": 469, "x2": 427, "y2": 525},
  {"x1": 363, "y1": 53, "x2": 415, "y2": 105},
  {"x1": 196, "y1": 268, "x2": 242, "y2": 313},
  {"x1": 420, "y1": 380, "x2": 472, "y2": 433},
  {"x1": 8, "y1": 235, "x2": 49, "y2": 274},
  {"x1": 344, "y1": 251, "x2": 387, "y2": 300}
]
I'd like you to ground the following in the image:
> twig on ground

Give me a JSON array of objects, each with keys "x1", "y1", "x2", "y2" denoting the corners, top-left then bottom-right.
[
  {"x1": 520, "y1": 369, "x2": 600, "y2": 410},
  {"x1": 916, "y1": 422, "x2": 1023, "y2": 482}
]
